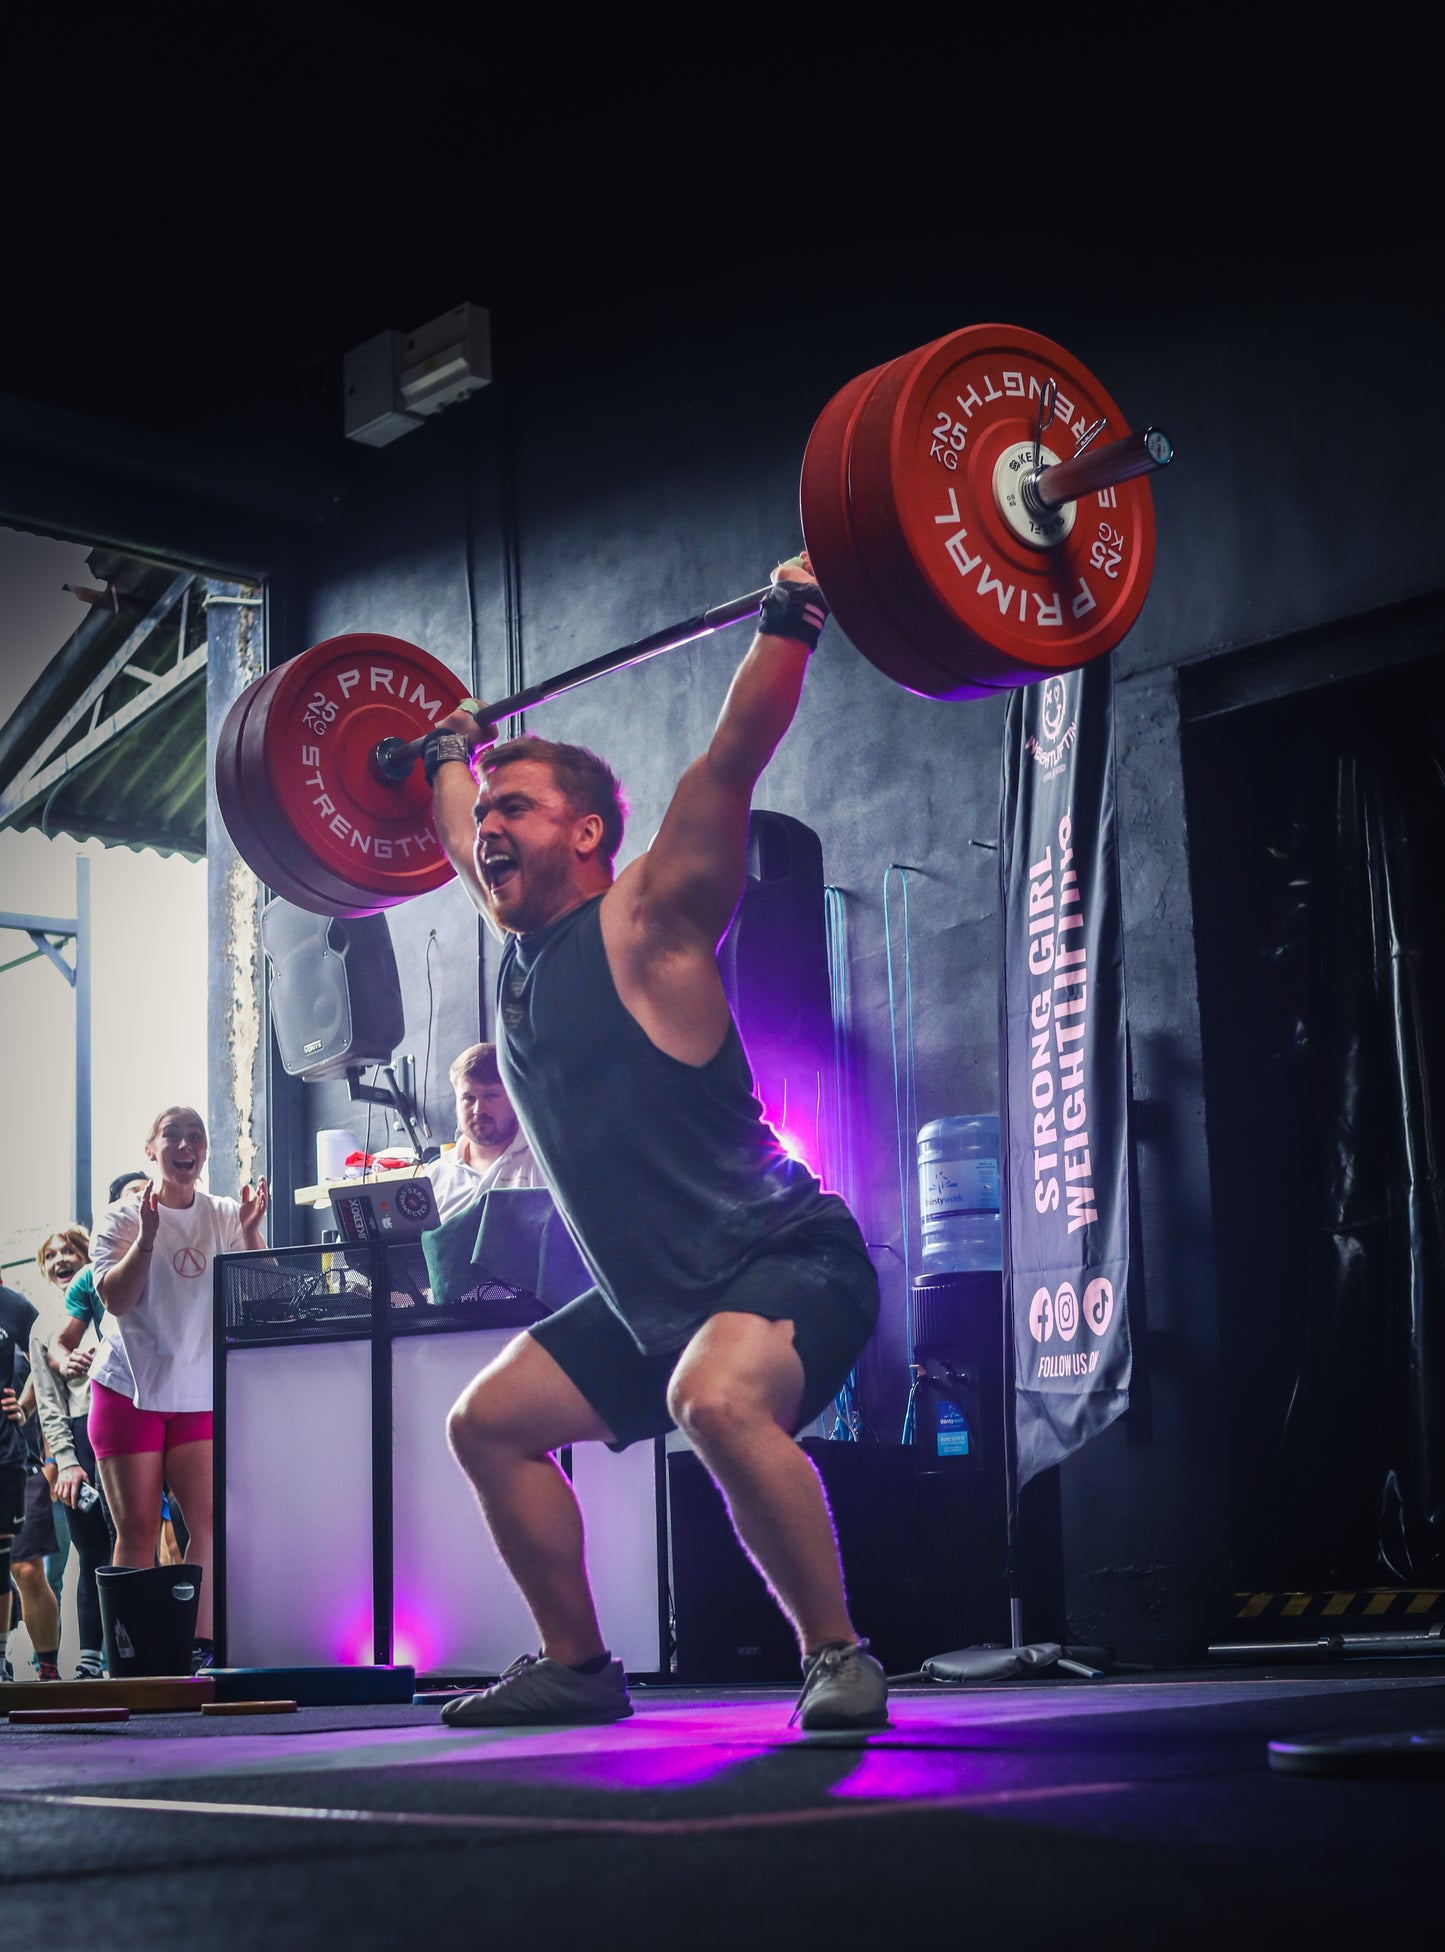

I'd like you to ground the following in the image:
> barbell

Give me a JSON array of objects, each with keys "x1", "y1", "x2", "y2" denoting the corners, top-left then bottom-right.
[{"x1": 216, "y1": 322, "x2": 1172, "y2": 917}]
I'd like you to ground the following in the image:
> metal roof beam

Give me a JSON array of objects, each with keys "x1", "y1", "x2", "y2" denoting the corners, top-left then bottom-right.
[
  {"x1": 0, "y1": 613, "x2": 206, "y2": 830},
  {"x1": 27, "y1": 930, "x2": 76, "y2": 986},
  {"x1": 0, "y1": 910, "x2": 76, "y2": 936},
  {"x1": 11, "y1": 569, "x2": 194, "y2": 776},
  {"x1": 0, "y1": 599, "x2": 120, "y2": 785}
]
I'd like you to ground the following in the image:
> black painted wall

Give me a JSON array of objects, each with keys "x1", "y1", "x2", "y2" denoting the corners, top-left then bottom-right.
[{"x1": 271, "y1": 203, "x2": 1445, "y2": 1660}]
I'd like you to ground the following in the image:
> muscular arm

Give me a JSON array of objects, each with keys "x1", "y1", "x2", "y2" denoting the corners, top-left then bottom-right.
[
  {"x1": 633, "y1": 566, "x2": 818, "y2": 948},
  {"x1": 432, "y1": 755, "x2": 488, "y2": 910},
  {"x1": 429, "y1": 712, "x2": 500, "y2": 929}
]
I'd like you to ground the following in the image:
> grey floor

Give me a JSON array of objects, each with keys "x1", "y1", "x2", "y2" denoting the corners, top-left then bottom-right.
[{"x1": 3, "y1": 1665, "x2": 1442, "y2": 1946}]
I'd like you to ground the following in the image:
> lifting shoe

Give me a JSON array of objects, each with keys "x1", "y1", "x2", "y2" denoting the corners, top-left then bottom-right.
[
  {"x1": 791, "y1": 1639, "x2": 890, "y2": 1731},
  {"x1": 440, "y1": 1653, "x2": 633, "y2": 1727}
]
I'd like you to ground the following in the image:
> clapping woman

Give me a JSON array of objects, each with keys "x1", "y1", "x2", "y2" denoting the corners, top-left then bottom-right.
[{"x1": 61, "y1": 1106, "x2": 266, "y2": 1670}]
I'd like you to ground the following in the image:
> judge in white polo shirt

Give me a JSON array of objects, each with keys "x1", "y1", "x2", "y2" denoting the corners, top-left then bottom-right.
[{"x1": 428, "y1": 1043, "x2": 545, "y2": 1222}]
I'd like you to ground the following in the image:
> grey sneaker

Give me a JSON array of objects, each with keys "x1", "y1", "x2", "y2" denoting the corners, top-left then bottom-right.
[
  {"x1": 440, "y1": 1653, "x2": 633, "y2": 1727},
  {"x1": 791, "y1": 1639, "x2": 890, "y2": 1731}
]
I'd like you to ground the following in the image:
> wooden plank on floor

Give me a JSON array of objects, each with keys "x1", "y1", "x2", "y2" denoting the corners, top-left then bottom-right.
[{"x1": 0, "y1": 1676, "x2": 215, "y2": 1713}]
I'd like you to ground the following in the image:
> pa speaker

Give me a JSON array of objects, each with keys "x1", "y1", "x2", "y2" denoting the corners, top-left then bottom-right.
[
  {"x1": 669, "y1": 1441, "x2": 944, "y2": 1681},
  {"x1": 718, "y1": 811, "x2": 831, "y2": 1071},
  {"x1": 261, "y1": 900, "x2": 404, "y2": 1081}
]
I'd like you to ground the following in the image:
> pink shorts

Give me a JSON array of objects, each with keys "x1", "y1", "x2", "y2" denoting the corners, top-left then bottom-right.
[{"x1": 88, "y1": 1380, "x2": 213, "y2": 1458}]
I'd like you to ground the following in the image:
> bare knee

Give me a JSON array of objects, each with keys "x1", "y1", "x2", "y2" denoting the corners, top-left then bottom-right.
[
  {"x1": 446, "y1": 1386, "x2": 487, "y2": 1463},
  {"x1": 668, "y1": 1375, "x2": 758, "y2": 1454},
  {"x1": 447, "y1": 1377, "x2": 522, "y2": 1469}
]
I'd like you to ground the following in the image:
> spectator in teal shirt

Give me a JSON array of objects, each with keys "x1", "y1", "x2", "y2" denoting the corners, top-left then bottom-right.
[{"x1": 63, "y1": 1171, "x2": 150, "y2": 1339}]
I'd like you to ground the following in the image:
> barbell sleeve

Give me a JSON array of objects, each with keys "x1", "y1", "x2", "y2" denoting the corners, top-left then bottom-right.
[
  {"x1": 373, "y1": 585, "x2": 772, "y2": 782},
  {"x1": 1031, "y1": 428, "x2": 1173, "y2": 510}
]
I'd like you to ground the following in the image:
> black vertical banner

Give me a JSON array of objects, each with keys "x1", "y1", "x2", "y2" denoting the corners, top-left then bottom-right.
[{"x1": 999, "y1": 661, "x2": 1131, "y2": 1486}]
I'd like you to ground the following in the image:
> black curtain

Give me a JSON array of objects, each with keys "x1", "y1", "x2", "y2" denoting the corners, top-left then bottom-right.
[{"x1": 1185, "y1": 652, "x2": 1445, "y2": 1587}]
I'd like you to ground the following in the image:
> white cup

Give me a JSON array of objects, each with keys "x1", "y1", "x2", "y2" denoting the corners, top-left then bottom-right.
[{"x1": 316, "y1": 1128, "x2": 358, "y2": 1182}]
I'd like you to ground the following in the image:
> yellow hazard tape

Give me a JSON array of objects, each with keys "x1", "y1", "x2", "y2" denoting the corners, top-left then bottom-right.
[{"x1": 1234, "y1": 1589, "x2": 1443, "y2": 1622}]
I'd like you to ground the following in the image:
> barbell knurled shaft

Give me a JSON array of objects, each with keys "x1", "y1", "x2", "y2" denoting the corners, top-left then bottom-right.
[{"x1": 374, "y1": 586, "x2": 772, "y2": 781}]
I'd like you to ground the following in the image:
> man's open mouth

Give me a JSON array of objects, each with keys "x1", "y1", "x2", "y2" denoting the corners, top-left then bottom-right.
[{"x1": 481, "y1": 851, "x2": 518, "y2": 892}]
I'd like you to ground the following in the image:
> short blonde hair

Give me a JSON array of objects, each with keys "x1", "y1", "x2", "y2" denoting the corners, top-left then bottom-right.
[{"x1": 449, "y1": 1043, "x2": 501, "y2": 1089}]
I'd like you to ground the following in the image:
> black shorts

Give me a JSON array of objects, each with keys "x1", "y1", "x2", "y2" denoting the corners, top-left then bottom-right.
[
  {"x1": 529, "y1": 1221, "x2": 879, "y2": 1449},
  {"x1": 11, "y1": 1471, "x2": 59, "y2": 1561},
  {"x1": 0, "y1": 1461, "x2": 26, "y2": 1535}
]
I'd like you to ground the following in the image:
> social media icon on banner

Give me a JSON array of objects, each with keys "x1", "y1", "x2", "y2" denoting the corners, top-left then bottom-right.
[
  {"x1": 1083, "y1": 1277, "x2": 1114, "y2": 1335},
  {"x1": 1029, "y1": 1286, "x2": 1054, "y2": 1342},
  {"x1": 1055, "y1": 1282, "x2": 1079, "y2": 1342}
]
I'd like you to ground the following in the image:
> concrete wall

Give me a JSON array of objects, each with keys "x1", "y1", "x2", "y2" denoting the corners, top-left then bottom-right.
[
  {"x1": 204, "y1": 581, "x2": 267, "y2": 1202},
  {"x1": 257, "y1": 218, "x2": 1443, "y2": 1659}
]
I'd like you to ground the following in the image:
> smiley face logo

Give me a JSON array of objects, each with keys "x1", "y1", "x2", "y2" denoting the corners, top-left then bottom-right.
[
  {"x1": 173, "y1": 1246, "x2": 207, "y2": 1279},
  {"x1": 1041, "y1": 676, "x2": 1068, "y2": 744}
]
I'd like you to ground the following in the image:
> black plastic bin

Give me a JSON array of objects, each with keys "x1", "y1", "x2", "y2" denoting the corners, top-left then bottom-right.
[{"x1": 96, "y1": 1564, "x2": 203, "y2": 1677}]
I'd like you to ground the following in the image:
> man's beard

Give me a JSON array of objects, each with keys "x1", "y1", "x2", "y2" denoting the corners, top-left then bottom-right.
[{"x1": 489, "y1": 836, "x2": 575, "y2": 932}]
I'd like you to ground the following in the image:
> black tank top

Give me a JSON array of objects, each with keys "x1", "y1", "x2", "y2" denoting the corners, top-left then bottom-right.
[{"x1": 496, "y1": 894, "x2": 856, "y2": 1352}]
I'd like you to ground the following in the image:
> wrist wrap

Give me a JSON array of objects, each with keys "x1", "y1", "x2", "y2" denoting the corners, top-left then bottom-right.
[
  {"x1": 758, "y1": 578, "x2": 829, "y2": 650},
  {"x1": 423, "y1": 731, "x2": 476, "y2": 786}
]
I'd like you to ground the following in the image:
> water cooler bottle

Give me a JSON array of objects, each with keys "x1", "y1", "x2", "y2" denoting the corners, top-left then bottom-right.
[
  {"x1": 907, "y1": 1115, "x2": 1013, "y2": 1646},
  {"x1": 913, "y1": 1116, "x2": 1003, "y2": 1473}
]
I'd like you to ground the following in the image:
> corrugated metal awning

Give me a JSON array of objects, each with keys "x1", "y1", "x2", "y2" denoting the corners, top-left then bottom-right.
[{"x1": 0, "y1": 551, "x2": 223, "y2": 858}]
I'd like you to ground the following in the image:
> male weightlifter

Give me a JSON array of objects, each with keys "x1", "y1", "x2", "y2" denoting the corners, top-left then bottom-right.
[{"x1": 426, "y1": 554, "x2": 886, "y2": 1731}]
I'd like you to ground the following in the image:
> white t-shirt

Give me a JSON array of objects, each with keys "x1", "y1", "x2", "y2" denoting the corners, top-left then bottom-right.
[
  {"x1": 89, "y1": 1190, "x2": 246, "y2": 1412},
  {"x1": 427, "y1": 1128, "x2": 546, "y2": 1223}
]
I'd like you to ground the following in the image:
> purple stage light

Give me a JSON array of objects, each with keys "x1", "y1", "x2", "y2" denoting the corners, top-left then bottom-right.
[
  {"x1": 392, "y1": 1603, "x2": 440, "y2": 1676},
  {"x1": 829, "y1": 1745, "x2": 991, "y2": 1801},
  {"x1": 761, "y1": 1095, "x2": 828, "y2": 1187},
  {"x1": 513, "y1": 1744, "x2": 750, "y2": 1793},
  {"x1": 337, "y1": 1599, "x2": 377, "y2": 1668}
]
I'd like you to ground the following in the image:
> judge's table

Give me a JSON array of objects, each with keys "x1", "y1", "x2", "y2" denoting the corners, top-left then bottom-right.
[
  {"x1": 293, "y1": 1160, "x2": 439, "y2": 1210},
  {"x1": 213, "y1": 1188, "x2": 663, "y2": 1685}
]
